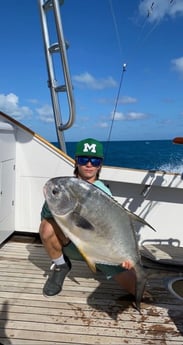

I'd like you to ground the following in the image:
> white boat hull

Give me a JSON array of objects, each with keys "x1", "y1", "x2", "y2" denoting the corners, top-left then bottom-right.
[{"x1": 0, "y1": 111, "x2": 183, "y2": 250}]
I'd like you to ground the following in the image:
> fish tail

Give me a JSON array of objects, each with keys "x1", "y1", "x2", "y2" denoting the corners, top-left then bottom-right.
[{"x1": 134, "y1": 264, "x2": 147, "y2": 313}]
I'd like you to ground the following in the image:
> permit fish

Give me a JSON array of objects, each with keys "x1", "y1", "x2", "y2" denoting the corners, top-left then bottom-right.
[{"x1": 44, "y1": 176, "x2": 155, "y2": 311}]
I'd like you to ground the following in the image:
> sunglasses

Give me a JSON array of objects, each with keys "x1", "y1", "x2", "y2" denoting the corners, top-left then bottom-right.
[{"x1": 77, "y1": 156, "x2": 103, "y2": 167}]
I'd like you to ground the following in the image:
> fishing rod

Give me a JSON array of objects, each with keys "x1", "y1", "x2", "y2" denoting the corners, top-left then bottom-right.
[
  {"x1": 105, "y1": 0, "x2": 176, "y2": 162},
  {"x1": 104, "y1": 63, "x2": 127, "y2": 160}
]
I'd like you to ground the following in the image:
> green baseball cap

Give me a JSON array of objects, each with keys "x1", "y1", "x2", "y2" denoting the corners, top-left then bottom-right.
[{"x1": 75, "y1": 138, "x2": 104, "y2": 158}]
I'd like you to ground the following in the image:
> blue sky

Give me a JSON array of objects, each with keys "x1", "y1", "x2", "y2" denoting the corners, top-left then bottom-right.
[{"x1": 0, "y1": 0, "x2": 183, "y2": 143}]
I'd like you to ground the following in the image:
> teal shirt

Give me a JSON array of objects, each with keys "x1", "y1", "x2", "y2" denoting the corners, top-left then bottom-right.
[{"x1": 93, "y1": 180, "x2": 112, "y2": 196}]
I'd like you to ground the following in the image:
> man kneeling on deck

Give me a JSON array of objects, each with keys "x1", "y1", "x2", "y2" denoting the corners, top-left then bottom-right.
[{"x1": 39, "y1": 138, "x2": 136, "y2": 298}]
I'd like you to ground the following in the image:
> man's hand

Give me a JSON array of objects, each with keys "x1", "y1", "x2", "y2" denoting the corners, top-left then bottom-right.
[{"x1": 121, "y1": 260, "x2": 133, "y2": 270}]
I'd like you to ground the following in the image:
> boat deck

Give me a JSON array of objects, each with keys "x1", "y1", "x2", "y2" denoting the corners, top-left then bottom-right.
[{"x1": 0, "y1": 234, "x2": 183, "y2": 345}]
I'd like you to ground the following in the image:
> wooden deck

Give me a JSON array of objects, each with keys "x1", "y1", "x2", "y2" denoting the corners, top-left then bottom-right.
[{"x1": 0, "y1": 235, "x2": 183, "y2": 345}]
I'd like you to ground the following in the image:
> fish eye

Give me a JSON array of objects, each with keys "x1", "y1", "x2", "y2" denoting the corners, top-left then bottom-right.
[{"x1": 52, "y1": 185, "x2": 60, "y2": 196}]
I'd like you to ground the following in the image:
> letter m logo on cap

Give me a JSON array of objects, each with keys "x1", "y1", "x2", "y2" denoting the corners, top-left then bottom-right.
[
  {"x1": 75, "y1": 138, "x2": 103, "y2": 157},
  {"x1": 83, "y1": 143, "x2": 97, "y2": 153}
]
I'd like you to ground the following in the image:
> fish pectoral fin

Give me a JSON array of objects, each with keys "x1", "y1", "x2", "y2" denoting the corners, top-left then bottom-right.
[
  {"x1": 77, "y1": 246, "x2": 96, "y2": 273},
  {"x1": 72, "y1": 212, "x2": 94, "y2": 230}
]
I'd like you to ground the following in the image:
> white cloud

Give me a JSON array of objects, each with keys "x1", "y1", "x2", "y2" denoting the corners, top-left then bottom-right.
[
  {"x1": 111, "y1": 111, "x2": 147, "y2": 121},
  {"x1": 127, "y1": 112, "x2": 147, "y2": 120},
  {"x1": 119, "y1": 96, "x2": 137, "y2": 104},
  {"x1": 139, "y1": 0, "x2": 183, "y2": 23},
  {"x1": 73, "y1": 72, "x2": 117, "y2": 89},
  {"x1": 112, "y1": 111, "x2": 126, "y2": 120},
  {"x1": 171, "y1": 57, "x2": 183, "y2": 76},
  {"x1": 97, "y1": 95, "x2": 137, "y2": 105},
  {"x1": 36, "y1": 104, "x2": 54, "y2": 123},
  {"x1": 98, "y1": 122, "x2": 109, "y2": 128},
  {"x1": 28, "y1": 98, "x2": 39, "y2": 104},
  {"x1": 0, "y1": 93, "x2": 32, "y2": 120}
]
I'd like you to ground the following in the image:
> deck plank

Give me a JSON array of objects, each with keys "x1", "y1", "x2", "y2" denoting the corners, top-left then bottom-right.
[{"x1": 0, "y1": 237, "x2": 183, "y2": 345}]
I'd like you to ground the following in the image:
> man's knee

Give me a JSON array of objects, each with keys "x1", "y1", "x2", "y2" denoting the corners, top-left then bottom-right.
[{"x1": 39, "y1": 218, "x2": 55, "y2": 241}]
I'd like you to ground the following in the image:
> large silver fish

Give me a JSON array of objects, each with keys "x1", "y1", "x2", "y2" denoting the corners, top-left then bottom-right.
[{"x1": 44, "y1": 176, "x2": 155, "y2": 311}]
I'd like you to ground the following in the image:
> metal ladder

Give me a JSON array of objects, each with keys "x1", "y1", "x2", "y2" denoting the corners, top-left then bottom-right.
[{"x1": 38, "y1": 0, "x2": 75, "y2": 152}]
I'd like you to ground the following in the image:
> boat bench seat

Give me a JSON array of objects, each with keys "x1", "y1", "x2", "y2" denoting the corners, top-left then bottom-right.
[{"x1": 140, "y1": 243, "x2": 183, "y2": 266}]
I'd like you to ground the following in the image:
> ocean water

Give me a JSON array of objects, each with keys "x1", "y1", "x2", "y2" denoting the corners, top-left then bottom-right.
[{"x1": 52, "y1": 140, "x2": 183, "y2": 173}]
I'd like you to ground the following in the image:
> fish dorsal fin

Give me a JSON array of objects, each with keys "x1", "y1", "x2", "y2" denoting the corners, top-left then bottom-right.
[{"x1": 126, "y1": 209, "x2": 156, "y2": 232}]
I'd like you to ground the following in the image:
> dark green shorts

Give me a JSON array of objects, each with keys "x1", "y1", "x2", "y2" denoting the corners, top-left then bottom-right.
[
  {"x1": 41, "y1": 201, "x2": 52, "y2": 220},
  {"x1": 41, "y1": 202, "x2": 126, "y2": 279}
]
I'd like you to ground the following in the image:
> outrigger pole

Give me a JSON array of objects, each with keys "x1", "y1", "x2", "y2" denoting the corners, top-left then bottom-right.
[{"x1": 38, "y1": 0, "x2": 75, "y2": 152}]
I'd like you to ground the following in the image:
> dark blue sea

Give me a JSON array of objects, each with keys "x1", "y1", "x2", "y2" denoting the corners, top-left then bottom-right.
[{"x1": 52, "y1": 140, "x2": 183, "y2": 173}]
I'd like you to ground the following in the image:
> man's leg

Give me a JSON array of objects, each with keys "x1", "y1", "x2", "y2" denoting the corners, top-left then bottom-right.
[
  {"x1": 113, "y1": 268, "x2": 136, "y2": 296},
  {"x1": 39, "y1": 218, "x2": 71, "y2": 297}
]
